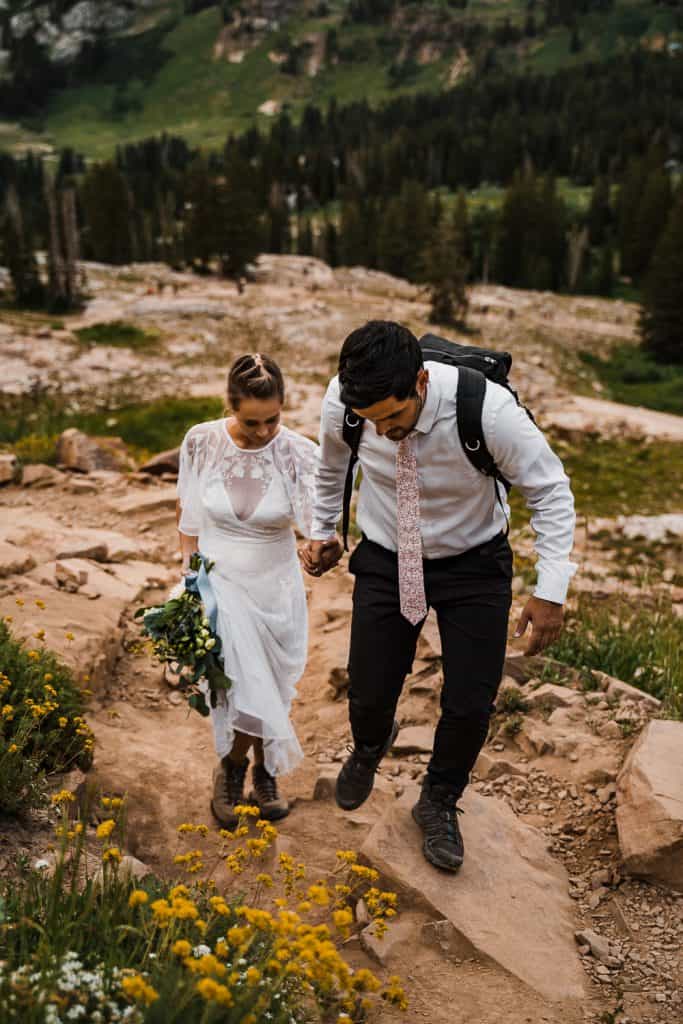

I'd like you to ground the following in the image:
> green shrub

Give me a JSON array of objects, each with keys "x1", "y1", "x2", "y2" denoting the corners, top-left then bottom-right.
[
  {"x1": 0, "y1": 617, "x2": 93, "y2": 815},
  {"x1": 579, "y1": 345, "x2": 683, "y2": 416},
  {"x1": 75, "y1": 321, "x2": 160, "y2": 350},
  {"x1": 0, "y1": 804, "x2": 406, "y2": 1022},
  {"x1": 547, "y1": 595, "x2": 682, "y2": 719}
]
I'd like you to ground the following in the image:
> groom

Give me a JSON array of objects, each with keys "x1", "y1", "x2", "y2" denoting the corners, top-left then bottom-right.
[{"x1": 302, "y1": 321, "x2": 576, "y2": 872}]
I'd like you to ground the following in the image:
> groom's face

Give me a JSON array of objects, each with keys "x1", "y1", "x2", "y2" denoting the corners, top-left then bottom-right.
[{"x1": 354, "y1": 369, "x2": 428, "y2": 443}]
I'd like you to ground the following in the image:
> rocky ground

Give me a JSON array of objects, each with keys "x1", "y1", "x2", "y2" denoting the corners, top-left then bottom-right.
[{"x1": 1, "y1": 256, "x2": 681, "y2": 1023}]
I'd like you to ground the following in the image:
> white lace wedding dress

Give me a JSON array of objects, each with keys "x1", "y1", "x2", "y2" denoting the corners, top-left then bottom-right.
[{"x1": 177, "y1": 418, "x2": 317, "y2": 777}]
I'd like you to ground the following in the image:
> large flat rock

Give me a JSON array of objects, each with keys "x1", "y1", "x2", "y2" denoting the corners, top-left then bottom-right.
[
  {"x1": 360, "y1": 787, "x2": 585, "y2": 1002},
  {"x1": 616, "y1": 719, "x2": 683, "y2": 892}
]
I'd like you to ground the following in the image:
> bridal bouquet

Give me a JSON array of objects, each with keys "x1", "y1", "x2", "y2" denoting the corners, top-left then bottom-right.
[{"x1": 135, "y1": 553, "x2": 231, "y2": 717}]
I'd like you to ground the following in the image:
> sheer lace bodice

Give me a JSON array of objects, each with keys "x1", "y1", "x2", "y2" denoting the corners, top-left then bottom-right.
[{"x1": 178, "y1": 419, "x2": 317, "y2": 540}]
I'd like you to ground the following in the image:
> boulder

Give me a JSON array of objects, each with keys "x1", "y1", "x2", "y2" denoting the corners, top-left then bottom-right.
[
  {"x1": 56, "y1": 428, "x2": 135, "y2": 473},
  {"x1": 513, "y1": 718, "x2": 555, "y2": 758},
  {"x1": 55, "y1": 559, "x2": 90, "y2": 592},
  {"x1": 0, "y1": 540, "x2": 36, "y2": 578},
  {"x1": 21, "y1": 464, "x2": 65, "y2": 488},
  {"x1": 597, "y1": 672, "x2": 661, "y2": 710},
  {"x1": 616, "y1": 720, "x2": 683, "y2": 891},
  {"x1": 55, "y1": 528, "x2": 140, "y2": 563},
  {"x1": 474, "y1": 752, "x2": 527, "y2": 781},
  {"x1": 391, "y1": 725, "x2": 434, "y2": 755},
  {"x1": 138, "y1": 448, "x2": 180, "y2": 476},
  {"x1": 0, "y1": 452, "x2": 19, "y2": 485},
  {"x1": 524, "y1": 683, "x2": 582, "y2": 711},
  {"x1": 361, "y1": 787, "x2": 585, "y2": 1001},
  {"x1": 109, "y1": 486, "x2": 178, "y2": 516},
  {"x1": 359, "y1": 915, "x2": 417, "y2": 966}
]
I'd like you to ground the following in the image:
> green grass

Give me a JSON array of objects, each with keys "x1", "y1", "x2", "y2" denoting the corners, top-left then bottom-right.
[
  {"x1": 0, "y1": 391, "x2": 224, "y2": 465},
  {"x1": 509, "y1": 434, "x2": 683, "y2": 522},
  {"x1": 579, "y1": 344, "x2": 683, "y2": 416},
  {"x1": 75, "y1": 321, "x2": 161, "y2": 351},
  {"x1": 546, "y1": 593, "x2": 683, "y2": 718}
]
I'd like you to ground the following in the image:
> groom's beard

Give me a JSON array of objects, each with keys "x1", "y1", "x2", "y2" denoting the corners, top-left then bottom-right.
[{"x1": 385, "y1": 391, "x2": 425, "y2": 442}]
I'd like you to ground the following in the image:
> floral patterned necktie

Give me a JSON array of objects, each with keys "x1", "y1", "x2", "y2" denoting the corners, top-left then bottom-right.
[{"x1": 396, "y1": 437, "x2": 428, "y2": 625}]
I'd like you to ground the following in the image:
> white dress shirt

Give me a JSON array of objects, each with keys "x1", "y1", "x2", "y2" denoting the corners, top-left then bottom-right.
[{"x1": 311, "y1": 361, "x2": 577, "y2": 605}]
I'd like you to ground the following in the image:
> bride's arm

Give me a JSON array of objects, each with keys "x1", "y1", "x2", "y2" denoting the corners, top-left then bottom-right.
[{"x1": 176, "y1": 499, "x2": 199, "y2": 570}]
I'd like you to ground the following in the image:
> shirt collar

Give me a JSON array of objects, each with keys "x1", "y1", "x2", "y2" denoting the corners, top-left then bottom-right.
[{"x1": 413, "y1": 372, "x2": 439, "y2": 434}]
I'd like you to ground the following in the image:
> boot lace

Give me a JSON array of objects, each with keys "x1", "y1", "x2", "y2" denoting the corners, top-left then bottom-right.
[
  {"x1": 224, "y1": 760, "x2": 248, "y2": 804},
  {"x1": 254, "y1": 767, "x2": 279, "y2": 802},
  {"x1": 421, "y1": 797, "x2": 463, "y2": 843}
]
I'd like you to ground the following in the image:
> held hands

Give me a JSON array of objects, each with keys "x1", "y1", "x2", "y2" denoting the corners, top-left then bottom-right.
[
  {"x1": 513, "y1": 596, "x2": 564, "y2": 655},
  {"x1": 300, "y1": 536, "x2": 344, "y2": 577}
]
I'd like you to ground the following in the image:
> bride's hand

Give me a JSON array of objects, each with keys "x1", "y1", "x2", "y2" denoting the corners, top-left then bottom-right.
[{"x1": 300, "y1": 537, "x2": 343, "y2": 576}]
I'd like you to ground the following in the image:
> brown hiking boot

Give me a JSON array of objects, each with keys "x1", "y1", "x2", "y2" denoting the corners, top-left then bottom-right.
[
  {"x1": 210, "y1": 756, "x2": 248, "y2": 828},
  {"x1": 250, "y1": 764, "x2": 290, "y2": 822}
]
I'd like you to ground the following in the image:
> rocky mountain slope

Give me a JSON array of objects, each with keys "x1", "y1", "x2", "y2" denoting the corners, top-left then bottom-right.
[
  {"x1": 1, "y1": 0, "x2": 680, "y2": 154},
  {"x1": 0, "y1": 257, "x2": 681, "y2": 1023}
]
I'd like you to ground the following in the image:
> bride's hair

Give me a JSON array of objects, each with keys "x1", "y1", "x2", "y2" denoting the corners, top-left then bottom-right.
[{"x1": 227, "y1": 353, "x2": 285, "y2": 409}]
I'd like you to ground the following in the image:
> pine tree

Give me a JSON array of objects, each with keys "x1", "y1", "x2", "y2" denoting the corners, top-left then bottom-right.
[
  {"x1": 1, "y1": 186, "x2": 45, "y2": 308},
  {"x1": 184, "y1": 158, "x2": 220, "y2": 271},
  {"x1": 423, "y1": 210, "x2": 469, "y2": 328},
  {"x1": 44, "y1": 175, "x2": 84, "y2": 312},
  {"x1": 640, "y1": 192, "x2": 683, "y2": 364},
  {"x1": 630, "y1": 169, "x2": 672, "y2": 281},
  {"x1": 216, "y1": 153, "x2": 262, "y2": 286},
  {"x1": 80, "y1": 162, "x2": 134, "y2": 265},
  {"x1": 587, "y1": 176, "x2": 612, "y2": 246}
]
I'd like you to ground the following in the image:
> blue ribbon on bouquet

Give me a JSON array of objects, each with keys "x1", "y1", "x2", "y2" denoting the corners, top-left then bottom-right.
[{"x1": 183, "y1": 553, "x2": 218, "y2": 635}]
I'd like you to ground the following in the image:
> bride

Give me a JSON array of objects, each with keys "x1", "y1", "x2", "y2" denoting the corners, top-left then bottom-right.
[{"x1": 176, "y1": 353, "x2": 336, "y2": 825}]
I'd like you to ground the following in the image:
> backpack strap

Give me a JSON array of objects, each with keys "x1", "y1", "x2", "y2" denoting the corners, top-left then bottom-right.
[
  {"x1": 456, "y1": 366, "x2": 510, "y2": 533},
  {"x1": 456, "y1": 365, "x2": 496, "y2": 475},
  {"x1": 341, "y1": 408, "x2": 364, "y2": 551}
]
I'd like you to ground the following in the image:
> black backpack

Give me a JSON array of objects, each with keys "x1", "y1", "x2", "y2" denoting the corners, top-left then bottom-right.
[{"x1": 340, "y1": 332, "x2": 535, "y2": 550}]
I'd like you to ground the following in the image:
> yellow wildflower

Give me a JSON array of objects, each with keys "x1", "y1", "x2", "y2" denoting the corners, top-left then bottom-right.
[
  {"x1": 35, "y1": 599, "x2": 45, "y2": 609},
  {"x1": 1, "y1": 705, "x2": 14, "y2": 721},
  {"x1": 195, "y1": 978, "x2": 233, "y2": 1007},
  {"x1": 8, "y1": 744, "x2": 18, "y2": 754},
  {"x1": 96, "y1": 819, "x2": 116, "y2": 840},
  {"x1": 256, "y1": 872, "x2": 273, "y2": 887},
  {"x1": 382, "y1": 975, "x2": 408, "y2": 1010},
  {"x1": 245, "y1": 966, "x2": 261, "y2": 987},
  {"x1": 50, "y1": 789, "x2": 75, "y2": 805},
  {"x1": 128, "y1": 890, "x2": 148, "y2": 908},
  {"x1": 64, "y1": 632, "x2": 74, "y2": 641},
  {"x1": 102, "y1": 846, "x2": 122, "y2": 864},
  {"x1": 172, "y1": 939, "x2": 192, "y2": 958},
  {"x1": 121, "y1": 974, "x2": 158, "y2": 1006},
  {"x1": 15, "y1": 598, "x2": 24, "y2": 607},
  {"x1": 58, "y1": 717, "x2": 68, "y2": 728},
  {"x1": 307, "y1": 883, "x2": 330, "y2": 906},
  {"x1": 233, "y1": 804, "x2": 260, "y2": 817}
]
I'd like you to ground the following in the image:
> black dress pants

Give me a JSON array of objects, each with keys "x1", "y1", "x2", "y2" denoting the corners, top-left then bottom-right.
[{"x1": 347, "y1": 533, "x2": 513, "y2": 798}]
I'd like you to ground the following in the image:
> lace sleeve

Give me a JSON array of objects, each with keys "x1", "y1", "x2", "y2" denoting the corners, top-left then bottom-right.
[
  {"x1": 274, "y1": 431, "x2": 319, "y2": 538},
  {"x1": 177, "y1": 430, "x2": 205, "y2": 537}
]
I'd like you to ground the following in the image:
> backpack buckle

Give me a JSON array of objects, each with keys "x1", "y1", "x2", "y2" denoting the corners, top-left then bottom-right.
[
  {"x1": 464, "y1": 439, "x2": 481, "y2": 452},
  {"x1": 345, "y1": 412, "x2": 362, "y2": 429}
]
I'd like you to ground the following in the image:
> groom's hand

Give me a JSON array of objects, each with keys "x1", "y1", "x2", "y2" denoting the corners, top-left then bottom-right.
[
  {"x1": 513, "y1": 596, "x2": 563, "y2": 655},
  {"x1": 301, "y1": 537, "x2": 343, "y2": 577}
]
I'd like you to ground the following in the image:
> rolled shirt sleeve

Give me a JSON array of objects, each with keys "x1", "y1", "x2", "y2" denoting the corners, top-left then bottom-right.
[
  {"x1": 483, "y1": 386, "x2": 578, "y2": 605},
  {"x1": 310, "y1": 378, "x2": 350, "y2": 540}
]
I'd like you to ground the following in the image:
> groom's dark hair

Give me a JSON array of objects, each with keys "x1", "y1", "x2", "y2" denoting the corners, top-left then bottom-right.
[{"x1": 338, "y1": 321, "x2": 423, "y2": 409}]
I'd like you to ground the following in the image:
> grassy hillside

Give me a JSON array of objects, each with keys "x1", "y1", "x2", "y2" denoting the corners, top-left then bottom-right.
[{"x1": 2, "y1": 0, "x2": 682, "y2": 157}]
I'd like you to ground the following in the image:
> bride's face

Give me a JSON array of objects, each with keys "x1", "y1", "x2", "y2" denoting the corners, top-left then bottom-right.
[{"x1": 232, "y1": 395, "x2": 282, "y2": 448}]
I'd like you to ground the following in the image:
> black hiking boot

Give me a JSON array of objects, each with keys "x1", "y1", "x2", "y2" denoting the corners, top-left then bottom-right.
[
  {"x1": 412, "y1": 779, "x2": 464, "y2": 872},
  {"x1": 335, "y1": 720, "x2": 399, "y2": 811},
  {"x1": 250, "y1": 763, "x2": 290, "y2": 822},
  {"x1": 210, "y1": 756, "x2": 249, "y2": 829}
]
